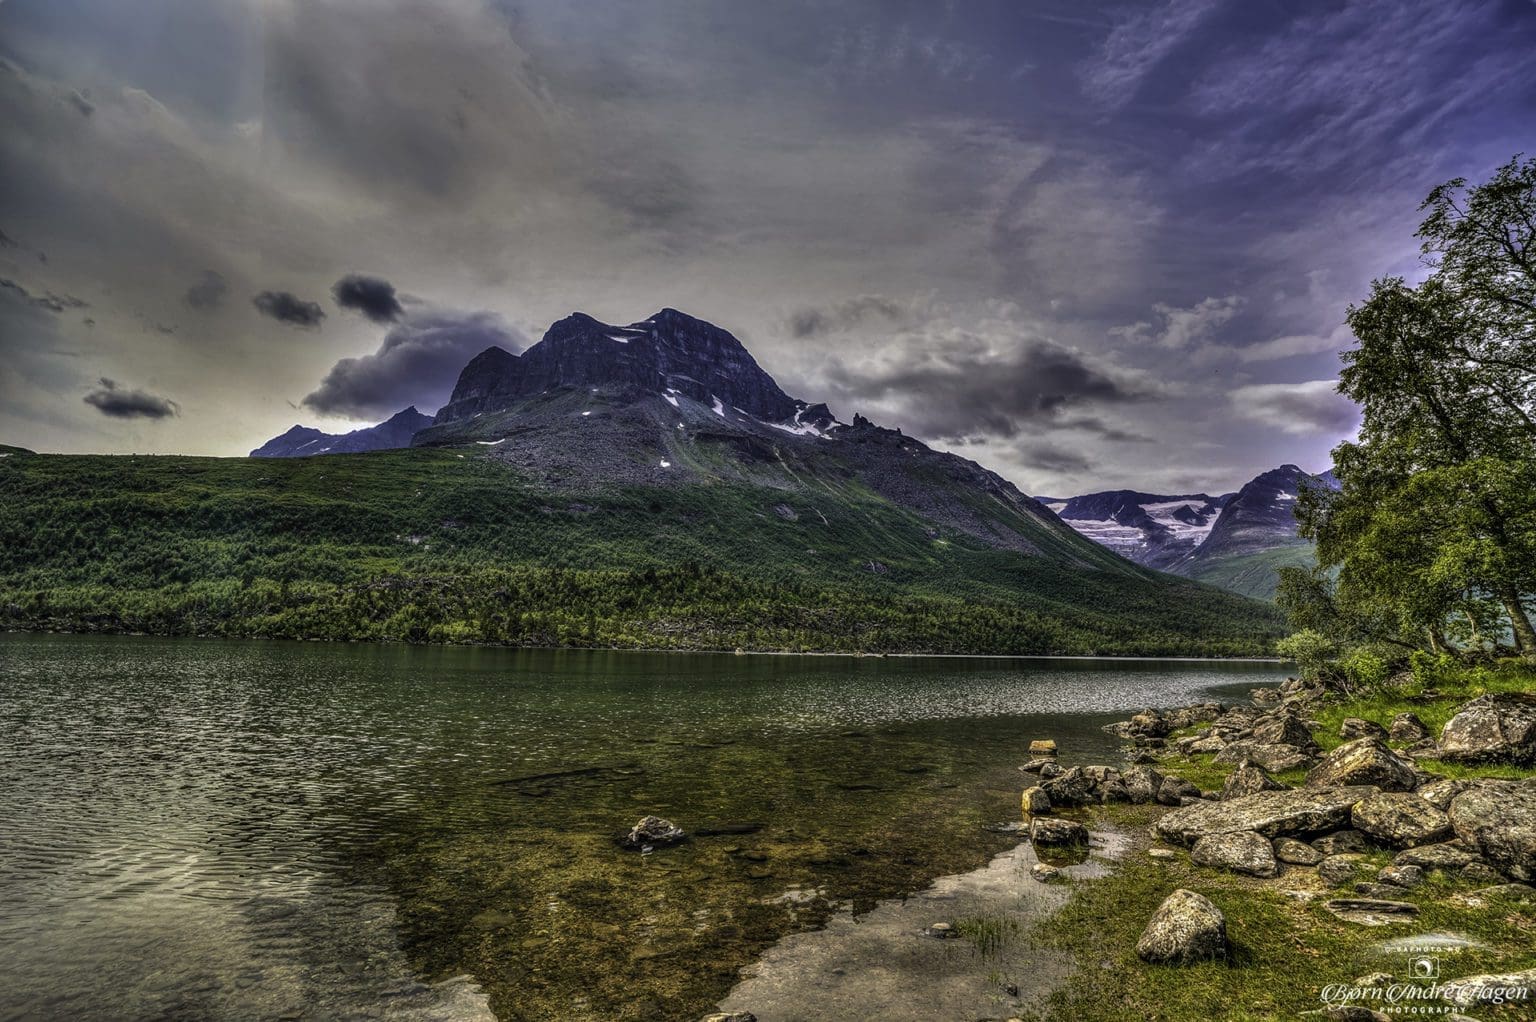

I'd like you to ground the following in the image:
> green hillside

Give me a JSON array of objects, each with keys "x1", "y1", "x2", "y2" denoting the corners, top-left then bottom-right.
[
  {"x1": 0, "y1": 447, "x2": 1283, "y2": 655},
  {"x1": 1181, "y1": 543, "x2": 1315, "y2": 600}
]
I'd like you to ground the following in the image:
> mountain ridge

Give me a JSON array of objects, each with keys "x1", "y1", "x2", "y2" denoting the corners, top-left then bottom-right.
[{"x1": 251, "y1": 406, "x2": 433, "y2": 458}]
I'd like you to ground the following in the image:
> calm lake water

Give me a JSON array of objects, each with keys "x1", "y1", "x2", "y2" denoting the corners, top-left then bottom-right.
[{"x1": 0, "y1": 634, "x2": 1288, "y2": 1021}]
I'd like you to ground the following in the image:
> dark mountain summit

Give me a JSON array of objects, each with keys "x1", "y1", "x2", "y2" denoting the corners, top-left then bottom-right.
[
  {"x1": 434, "y1": 309, "x2": 800, "y2": 424},
  {"x1": 1192, "y1": 464, "x2": 1335, "y2": 561},
  {"x1": 250, "y1": 406, "x2": 432, "y2": 458},
  {"x1": 1042, "y1": 490, "x2": 1229, "y2": 570}
]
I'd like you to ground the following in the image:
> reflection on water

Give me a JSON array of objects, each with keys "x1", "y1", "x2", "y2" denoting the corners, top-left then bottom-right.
[{"x1": 0, "y1": 635, "x2": 1286, "y2": 1020}]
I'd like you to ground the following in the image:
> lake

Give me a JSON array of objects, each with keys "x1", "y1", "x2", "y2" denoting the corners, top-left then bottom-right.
[{"x1": 0, "y1": 634, "x2": 1289, "y2": 1021}]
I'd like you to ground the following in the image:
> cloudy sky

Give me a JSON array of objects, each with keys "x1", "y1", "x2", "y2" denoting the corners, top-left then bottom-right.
[{"x1": 2, "y1": 0, "x2": 1533, "y2": 494}]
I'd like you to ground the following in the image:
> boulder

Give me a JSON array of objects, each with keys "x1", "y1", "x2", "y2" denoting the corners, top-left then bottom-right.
[
  {"x1": 1021, "y1": 786, "x2": 1051, "y2": 815},
  {"x1": 1186, "y1": 736, "x2": 1227, "y2": 754},
  {"x1": 1126, "y1": 750, "x2": 1160, "y2": 765},
  {"x1": 1351, "y1": 793, "x2": 1453, "y2": 848},
  {"x1": 1030, "y1": 817, "x2": 1089, "y2": 846},
  {"x1": 1376, "y1": 864, "x2": 1423, "y2": 888},
  {"x1": 1252, "y1": 711, "x2": 1320, "y2": 751},
  {"x1": 1221, "y1": 762, "x2": 1290, "y2": 800},
  {"x1": 1305, "y1": 738, "x2": 1418, "y2": 792},
  {"x1": 1157, "y1": 776, "x2": 1202, "y2": 807},
  {"x1": 1393, "y1": 842, "x2": 1477, "y2": 871},
  {"x1": 1041, "y1": 766, "x2": 1094, "y2": 807},
  {"x1": 1322, "y1": 898, "x2": 1420, "y2": 925},
  {"x1": 1274, "y1": 837, "x2": 1324, "y2": 865},
  {"x1": 1447, "y1": 781, "x2": 1536, "y2": 880},
  {"x1": 1339, "y1": 717, "x2": 1389, "y2": 741},
  {"x1": 1214, "y1": 741, "x2": 1315, "y2": 773},
  {"x1": 1389, "y1": 712, "x2": 1429, "y2": 744},
  {"x1": 1191, "y1": 831, "x2": 1278, "y2": 877},
  {"x1": 1135, "y1": 889, "x2": 1228, "y2": 964},
  {"x1": 1122, "y1": 765, "x2": 1164, "y2": 805},
  {"x1": 1416, "y1": 778, "x2": 1469, "y2": 811},
  {"x1": 1028, "y1": 739, "x2": 1059, "y2": 757},
  {"x1": 1038, "y1": 761, "x2": 1063, "y2": 779},
  {"x1": 1311, "y1": 830, "x2": 1369, "y2": 855},
  {"x1": 1438, "y1": 693, "x2": 1536, "y2": 764},
  {"x1": 1097, "y1": 779, "x2": 1132, "y2": 804},
  {"x1": 1020, "y1": 757, "x2": 1055, "y2": 773},
  {"x1": 1317, "y1": 854, "x2": 1365, "y2": 886},
  {"x1": 1461, "y1": 861, "x2": 1503, "y2": 885},
  {"x1": 620, "y1": 815, "x2": 686, "y2": 850},
  {"x1": 1165, "y1": 702, "x2": 1225, "y2": 730},
  {"x1": 1154, "y1": 786, "x2": 1379, "y2": 846}
]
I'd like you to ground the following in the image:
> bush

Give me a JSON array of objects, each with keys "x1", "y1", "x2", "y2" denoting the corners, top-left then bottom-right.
[
  {"x1": 1338, "y1": 645, "x2": 1390, "y2": 688},
  {"x1": 1275, "y1": 629, "x2": 1339, "y2": 678}
]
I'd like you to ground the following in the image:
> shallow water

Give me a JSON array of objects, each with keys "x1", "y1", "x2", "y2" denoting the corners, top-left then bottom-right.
[{"x1": 0, "y1": 634, "x2": 1287, "y2": 1021}]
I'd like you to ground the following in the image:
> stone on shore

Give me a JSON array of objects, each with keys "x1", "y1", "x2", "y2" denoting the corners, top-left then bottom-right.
[
  {"x1": 1122, "y1": 765, "x2": 1164, "y2": 804},
  {"x1": 1029, "y1": 817, "x2": 1089, "y2": 846},
  {"x1": 1028, "y1": 739, "x2": 1059, "y2": 757},
  {"x1": 1030, "y1": 862, "x2": 1062, "y2": 883},
  {"x1": 1020, "y1": 757, "x2": 1055, "y2": 773},
  {"x1": 1215, "y1": 741, "x2": 1316, "y2": 773},
  {"x1": 1251, "y1": 711, "x2": 1321, "y2": 751},
  {"x1": 1438, "y1": 693, "x2": 1536, "y2": 764},
  {"x1": 1274, "y1": 837, "x2": 1323, "y2": 865},
  {"x1": 1153, "y1": 786, "x2": 1378, "y2": 846},
  {"x1": 1156, "y1": 775, "x2": 1202, "y2": 807},
  {"x1": 1389, "y1": 712, "x2": 1429, "y2": 744},
  {"x1": 1221, "y1": 762, "x2": 1289, "y2": 800},
  {"x1": 1041, "y1": 766, "x2": 1094, "y2": 807},
  {"x1": 1416, "y1": 778, "x2": 1469, "y2": 811},
  {"x1": 1351, "y1": 792, "x2": 1452, "y2": 848},
  {"x1": 1135, "y1": 889, "x2": 1228, "y2": 965},
  {"x1": 1021, "y1": 786, "x2": 1051, "y2": 815},
  {"x1": 1305, "y1": 738, "x2": 1418, "y2": 792},
  {"x1": 1447, "y1": 781, "x2": 1536, "y2": 880},
  {"x1": 1191, "y1": 830, "x2": 1278, "y2": 877}
]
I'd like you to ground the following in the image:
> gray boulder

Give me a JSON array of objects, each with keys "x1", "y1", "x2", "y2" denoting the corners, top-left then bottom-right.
[
  {"x1": 620, "y1": 815, "x2": 686, "y2": 850},
  {"x1": 1214, "y1": 741, "x2": 1315, "y2": 773},
  {"x1": 1416, "y1": 778, "x2": 1469, "y2": 811},
  {"x1": 1154, "y1": 786, "x2": 1378, "y2": 846},
  {"x1": 1311, "y1": 829, "x2": 1369, "y2": 855},
  {"x1": 1447, "y1": 781, "x2": 1536, "y2": 881},
  {"x1": 1389, "y1": 712, "x2": 1429, "y2": 744},
  {"x1": 1351, "y1": 792, "x2": 1453, "y2": 848},
  {"x1": 1221, "y1": 762, "x2": 1289, "y2": 800},
  {"x1": 1340, "y1": 717, "x2": 1389, "y2": 741},
  {"x1": 1021, "y1": 785, "x2": 1051, "y2": 815},
  {"x1": 1438, "y1": 693, "x2": 1536, "y2": 764},
  {"x1": 1191, "y1": 830, "x2": 1278, "y2": 877},
  {"x1": 1393, "y1": 842, "x2": 1477, "y2": 871},
  {"x1": 1252, "y1": 711, "x2": 1320, "y2": 751},
  {"x1": 1274, "y1": 837, "x2": 1323, "y2": 865},
  {"x1": 1135, "y1": 889, "x2": 1228, "y2": 964},
  {"x1": 1122, "y1": 765, "x2": 1164, "y2": 805},
  {"x1": 1318, "y1": 854, "x2": 1365, "y2": 886},
  {"x1": 1030, "y1": 817, "x2": 1089, "y2": 846},
  {"x1": 1038, "y1": 760, "x2": 1063, "y2": 779},
  {"x1": 1376, "y1": 863, "x2": 1423, "y2": 888},
  {"x1": 1305, "y1": 738, "x2": 1418, "y2": 792},
  {"x1": 1041, "y1": 766, "x2": 1094, "y2": 807},
  {"x1": 1157, "y1": 775, "x2": 1202, "y2": 806}
]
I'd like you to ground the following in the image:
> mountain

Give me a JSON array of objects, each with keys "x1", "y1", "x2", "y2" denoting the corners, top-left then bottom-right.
[
  {"x1": 1043, "y1": 464, "x2": 1338, "y2": 599},
  {"x1": 1041, "y1": 491, "x2": 1232, "y2": 571},
  {"x1": 250, "y1": 406, "x2": 433, "y2": 458},
  {"x1": 0, "y1": 308, "x2": 1284, "y2": 656}
]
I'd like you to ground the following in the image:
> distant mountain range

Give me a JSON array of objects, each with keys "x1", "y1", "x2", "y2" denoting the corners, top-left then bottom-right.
[
  {"x1": 1041, "y1": 465, "x2": 1338, "y2": 598},
  {"x1": 250, "y1": 406, "x2": 433, "y2": 457}
]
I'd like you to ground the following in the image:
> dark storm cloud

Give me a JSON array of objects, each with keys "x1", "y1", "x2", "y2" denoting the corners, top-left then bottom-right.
[
  {"x1": 82, "y1": 378, "x2": 179, "y2": 419},
  {"x1": 788, "y1": 296, "x2": 911, "y2": 339},
  {"x1": 331, "y1": 273, "x2": 404, "y2": 323},
  {"x1": 66, "y1": 89, "x2": 94, "y2": 116},
  {"x1": 1019, "y1": 443, "x2": 1093, "y2": 475},
  {"x1": 301, "y1": 307, "x2": 527, "y2": 419},
  {"x1": 826, "y1": 338, "x2": 1146, "y2": 442},
  {"x1": 184, "y1": 270, "x2": 227, "y2": 310},
  {"x1": 1, "y1": 277, "x2": 87, "y2": 313},
  {"x1": 252, "y1": 290, "x2": 325, "y2": 328}
]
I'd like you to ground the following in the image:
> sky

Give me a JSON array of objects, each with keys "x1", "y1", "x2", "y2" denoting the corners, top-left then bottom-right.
[{"x1": 2, "y1": 0, "x2": 1534, "y2": 495}]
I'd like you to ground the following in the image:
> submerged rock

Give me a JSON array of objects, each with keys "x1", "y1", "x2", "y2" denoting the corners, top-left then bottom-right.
[
  {"x1": 620, "y1": 815, "x2": 686, "y2": 850},
  {"x1": 1030, "y1": 817, "x2": 1088, "y2": 846},
  {"x1": 1135, "y1": 889, "x2": 1228, "y2": 964}
]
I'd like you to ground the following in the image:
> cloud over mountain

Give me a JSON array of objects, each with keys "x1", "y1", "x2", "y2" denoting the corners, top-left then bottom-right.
[{"x1": 332, "y1": 274, "x2": 404, "y2": 323}]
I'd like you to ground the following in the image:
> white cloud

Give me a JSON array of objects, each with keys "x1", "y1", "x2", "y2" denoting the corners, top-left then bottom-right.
[
  {"x1": 1229, "y1": 379, "x2": 1359, "y2": 436},
  {"x1": 1110, "y1": 295, "x2": 1244, "y2": 349}
]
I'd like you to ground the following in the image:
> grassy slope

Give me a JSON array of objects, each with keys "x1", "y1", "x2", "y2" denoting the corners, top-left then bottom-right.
[
  {"x1": 0, "y1": 447, "x2": 1283, "y2": 655},
  {"x1": 1181, "y1": 543, "x2": 1315, "y2": 600}
]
